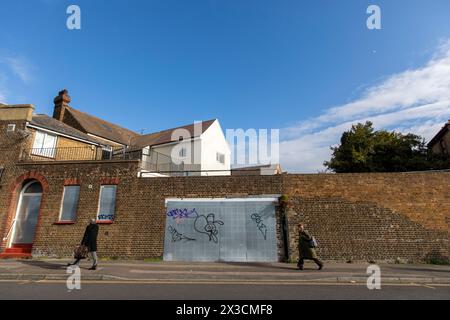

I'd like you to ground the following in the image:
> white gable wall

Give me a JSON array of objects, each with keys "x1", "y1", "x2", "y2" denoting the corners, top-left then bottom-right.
[{"x1": 200, "y1": 120, "x2": 231, "y2": 176}]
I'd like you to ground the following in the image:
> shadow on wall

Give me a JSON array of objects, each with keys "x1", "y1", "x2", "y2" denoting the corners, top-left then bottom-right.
[
  {"x1": 287, "y1": 197, "x2": 450, "y2": 263},
  {"x1": 424, "y1": 250, "x2": 450, "y2": 265}
]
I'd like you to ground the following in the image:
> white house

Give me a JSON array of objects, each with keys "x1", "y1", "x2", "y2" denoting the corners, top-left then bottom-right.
[
  {"x1": 49, "y1": 89, "x2": 231, "y2": 177},
  {"x1": 131, "y1": 119, "x2": 231, "y2": 177}
]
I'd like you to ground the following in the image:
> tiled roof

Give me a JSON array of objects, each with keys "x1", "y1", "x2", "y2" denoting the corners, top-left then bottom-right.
[
  {"x1": 427, "y1": 120, "x2": 450, "y2": 147},
  {"x1": 65, "y1": 106, "x2": 139, "y2": 145},
  {"x1": 30, "y1": 114, "x2": 103, "y2": 145},
  {"x1": 131, "y1": 119, "x2": 216, "y2": 148}
]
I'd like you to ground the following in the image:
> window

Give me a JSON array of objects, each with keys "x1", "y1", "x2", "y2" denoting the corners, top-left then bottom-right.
[
  {"x1": 101, "y1": 146, "x2": 112, "y2": 160},
  {"x1": 32, "y1": 131, "x2": 57, "y2": 158},
  {"x1": 59, "y1": 186, "x2": 80, "y2": 221},
  {"x1": 97, "y1": 185, "x2": 117, "y2": 221},
  {"x1": 216, "y1": 152, "x2": 225, "y2": 164},
  {"x1": 7, "y1": 124, "x2": 16, "y2": 133},
  {"x1": 179, "y1": 147, "x2": 187, "y2": 158}
]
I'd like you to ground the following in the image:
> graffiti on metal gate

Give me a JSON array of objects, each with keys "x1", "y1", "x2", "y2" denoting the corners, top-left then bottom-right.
[
  {"x1": 194, "y1": 213, "x2": 224, "y2": 243},
  {"x1": 251, "y1": 213, "x2": 267, "y2": 240},
  {"x1": 167, "y1": 208, "x2": 198, "y2": 220},
  {"x1": 168, "y1": 226, "x2": 196, "y2": 243}
]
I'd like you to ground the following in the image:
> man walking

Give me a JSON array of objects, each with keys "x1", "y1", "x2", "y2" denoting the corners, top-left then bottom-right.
[
  {"x1": 68, "y1": 219, "x2": 99, "y2": 270},
  {"x1": 297, "y1": 223, "x2": 323, "y2": 270}
]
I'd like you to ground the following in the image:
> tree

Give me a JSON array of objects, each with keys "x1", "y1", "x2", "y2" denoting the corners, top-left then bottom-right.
[{"x1": 324, "y1": 121, "x2": 435, "y2": 173}]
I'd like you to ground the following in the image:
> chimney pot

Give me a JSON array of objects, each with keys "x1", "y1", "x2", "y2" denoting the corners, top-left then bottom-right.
[
  {"x1": 53, "y1": 89, "x2": 71, "y2": 121},
  {"x1": 54, "y1": 89, "x2": 71, "y2": 105}
]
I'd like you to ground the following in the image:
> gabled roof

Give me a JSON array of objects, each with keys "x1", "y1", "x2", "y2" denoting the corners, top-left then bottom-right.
[
  {"x1": 64, "y1": 106, "x2": 139, "y2": 145},
  {"x1": 30, "y1": 114, "x2": 103, "y2": 145},
  {"x1": 428, "y1": 120, "x2": 450, "y2": 147},
  {"x1": 131, "y1": 119, "x2": 216, "y2": 148}
]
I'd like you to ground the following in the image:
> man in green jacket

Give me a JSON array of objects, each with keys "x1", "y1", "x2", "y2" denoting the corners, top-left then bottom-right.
[{"x1": 298, "y1": 223, "x2": 323, "y2": 270}]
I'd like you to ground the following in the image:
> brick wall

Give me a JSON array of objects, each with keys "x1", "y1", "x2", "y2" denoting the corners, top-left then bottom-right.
[
  {"x1": 283, "y1": 173, "x2": 450, "y2": 262},
  {"x1": 0, "y1": 120, "x2": 449, "y2": 262}
]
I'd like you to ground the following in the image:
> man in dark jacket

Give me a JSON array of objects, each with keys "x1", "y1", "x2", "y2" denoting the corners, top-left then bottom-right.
[
  {"x1": 297, "y1": 223, "x2": 323, "y2": 270},
  {"x1": 68, "y1": 219, "x2": 99, "y2": 270}
]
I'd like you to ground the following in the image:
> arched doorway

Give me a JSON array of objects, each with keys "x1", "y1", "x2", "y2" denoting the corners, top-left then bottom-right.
[{"x1": 5, "y1": 180, "x2": 43, "y2": 255}]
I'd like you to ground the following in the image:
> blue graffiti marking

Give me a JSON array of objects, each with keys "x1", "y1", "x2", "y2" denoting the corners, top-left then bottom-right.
[{"x1": 167, "y1": 208, "x2": 197, "y2": 220}]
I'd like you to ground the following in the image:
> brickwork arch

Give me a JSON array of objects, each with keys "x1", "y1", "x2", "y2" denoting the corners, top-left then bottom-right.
[{"x1": 0, "y1": 171, "x2": 49, "y2": 250}]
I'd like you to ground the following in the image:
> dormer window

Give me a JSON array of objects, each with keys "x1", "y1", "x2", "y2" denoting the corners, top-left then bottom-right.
[{"x1": 32, "y1": 131, "x2": 57, "y2": 158}]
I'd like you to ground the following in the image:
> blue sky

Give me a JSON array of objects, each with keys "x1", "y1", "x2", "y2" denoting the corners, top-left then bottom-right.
[{"x1": 1, "y1": 0, "x2": 450, "y2": 172}]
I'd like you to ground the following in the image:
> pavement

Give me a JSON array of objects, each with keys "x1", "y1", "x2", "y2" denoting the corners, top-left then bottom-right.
[{"x1": 0, "y1": 259, "x2": 449, "y2": 285}]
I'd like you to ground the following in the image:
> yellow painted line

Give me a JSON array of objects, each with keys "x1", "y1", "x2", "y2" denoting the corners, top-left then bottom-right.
[
  {"x1": 1, "y1": 279, "x2": 449, "y2": 287},
  {"x1": 421, "y1": 284, "x2": 436, "y2": 290}
]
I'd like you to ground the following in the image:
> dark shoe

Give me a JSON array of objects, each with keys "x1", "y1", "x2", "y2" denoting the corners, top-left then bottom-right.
[
  {"x1": 318, "y1": 264, "x2": 323, "y2": 270},
  {"x1": 88, "y1": 265, "x2": 97, "y2": 270},
  {"x1": 298, "y1": 265, "x2": 304, "y2": 270},
  {"x1": 67, "y1": 263, "x2": 73, "y2": 266}
]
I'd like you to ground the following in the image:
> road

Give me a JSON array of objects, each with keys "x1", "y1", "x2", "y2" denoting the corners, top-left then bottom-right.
[{"x1": 0, "y1": 280, "x2": 449, "y2": 300}]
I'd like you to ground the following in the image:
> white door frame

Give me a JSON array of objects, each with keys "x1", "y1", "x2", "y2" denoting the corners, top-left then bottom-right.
[{"x1": 7, "y1": 180, "x2": 43, "y2": 248}]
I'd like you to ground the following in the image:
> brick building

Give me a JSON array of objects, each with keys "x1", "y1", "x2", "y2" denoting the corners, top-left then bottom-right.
[
  {"x1": 428, "y1": 120, "x2": 450, "y2": 159},
  {"x1": 0, "y1": 95, "x2": 449, "y2": 263}
]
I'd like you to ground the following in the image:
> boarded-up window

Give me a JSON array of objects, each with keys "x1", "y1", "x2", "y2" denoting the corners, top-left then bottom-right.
[
  {"x1": 97, "y1": 185, "x2": 117, "y2": 221},
  {"x1": 60, "y1": 186, "x2": 80, "y2": 221}
]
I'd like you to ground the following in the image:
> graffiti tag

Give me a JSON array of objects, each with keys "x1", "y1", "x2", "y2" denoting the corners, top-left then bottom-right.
[
  {"x1": 194, "y1": 213, "x2": 224, "y2": 243},
  {"x1": 167, "y1": 208, "x2": 197, "y2": 221},
  {"x1": 168, "y1": 226, "x2": 196, "y2": 243},
  {"x1": 251, "y1": 213, "x2": 267, "y2": 240}
]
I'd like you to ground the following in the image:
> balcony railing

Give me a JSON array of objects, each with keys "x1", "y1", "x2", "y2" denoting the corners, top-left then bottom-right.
[
  {"x1": 20, "y1": 146, "x2": 135, "y2": 161},
  {"x1": 19, "y1": 146, "x2": 186, "y2": 176}
]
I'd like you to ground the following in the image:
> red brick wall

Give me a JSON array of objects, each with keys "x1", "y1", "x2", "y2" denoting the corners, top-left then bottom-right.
[
  {"x1": 0, "y1": 120, "x2": 449, "y2": 262},
  {"x1": 283, "y1": 173, "x2": 450, "y2": 262}
]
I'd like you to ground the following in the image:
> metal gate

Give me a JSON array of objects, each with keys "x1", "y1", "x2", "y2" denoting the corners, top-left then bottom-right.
[{"x1": 163, "y1": 198, "x2": 278, "y2": 262}]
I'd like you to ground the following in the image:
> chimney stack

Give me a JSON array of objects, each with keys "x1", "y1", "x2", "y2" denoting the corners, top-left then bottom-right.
[{"x1": 53, "y1": 89, "x2": 71, "y2": 121}]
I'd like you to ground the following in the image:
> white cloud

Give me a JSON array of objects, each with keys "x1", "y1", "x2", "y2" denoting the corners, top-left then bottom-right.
[
  {"x1": 0, "y1": 54, "x2": 34, "y2": 103},
  {"x1": 281, "y1": 41, "x2": 450, "y2": 173},
  {"x1": 0, "y1": 71, "x2": 7, "y2": 103},
  {"x1": 4, "y1": 56, "x2": 33, "y2": 84}
]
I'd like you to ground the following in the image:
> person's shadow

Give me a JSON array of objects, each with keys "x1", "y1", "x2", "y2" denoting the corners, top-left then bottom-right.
[{"x1": 20, "y1": 260, "x2": 67, "y2": 270}]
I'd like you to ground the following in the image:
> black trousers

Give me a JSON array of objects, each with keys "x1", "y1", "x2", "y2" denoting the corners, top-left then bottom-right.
[{"x1": 298, "y1": 258, "x2": 323, "y2": 267}]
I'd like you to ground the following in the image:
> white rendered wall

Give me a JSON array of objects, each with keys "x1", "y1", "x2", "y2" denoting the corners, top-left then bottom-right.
[{"x1": 200, "y1": 120, "x2": 231, "y2": 176}]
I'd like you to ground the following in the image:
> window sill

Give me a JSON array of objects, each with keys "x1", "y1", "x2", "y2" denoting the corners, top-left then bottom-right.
[
  {"x1": 96, "y1": 220, "x2": 114, "y2": 224},
  {"x1": 53, "y1": 221, "x2": 76, "y2": 225}
]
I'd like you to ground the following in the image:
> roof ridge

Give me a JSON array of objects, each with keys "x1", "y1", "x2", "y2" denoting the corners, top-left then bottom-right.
[
  {"x1": 141, "y1": 119, "x2": 216, "y2": 137},
  {"x1": 66, "y1": 106, "x2": 139, "y2": 135}
]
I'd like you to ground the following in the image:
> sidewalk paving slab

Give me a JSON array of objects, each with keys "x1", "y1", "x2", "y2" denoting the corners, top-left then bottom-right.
[{"x1": 0, "y1": 260, "x2": 449, "y2": 284}]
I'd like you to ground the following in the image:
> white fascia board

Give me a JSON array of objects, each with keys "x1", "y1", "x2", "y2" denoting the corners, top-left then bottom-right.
[
  {"x1": 165, "y1": 196, "x2": 281, "y2": 204},
  {"x1": 86, "y1": 133, "x2": 125, "y2": 146}
]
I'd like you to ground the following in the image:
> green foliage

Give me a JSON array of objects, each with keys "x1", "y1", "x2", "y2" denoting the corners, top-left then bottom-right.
[
  {"x1": 324, "y1": 121, "x2": 450, "y2": 173},
  {"x1": 143, "y1": 257, "x2": 163, "y2": 262}
]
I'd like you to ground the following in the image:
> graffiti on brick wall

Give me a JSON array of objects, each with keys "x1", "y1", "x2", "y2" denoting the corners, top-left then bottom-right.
[
  {"x1": 168, "y1": 226, "x2": 196, "y2": 243},
  {"x1": 251, "y1": 213, "x2": 267, "y2": 240},
  {"x1": 194, "y1": 213, "x2": 224, "y2": 243},
  {"x1": 98, "y1": 214, "x2": 114, "y2": 221}
]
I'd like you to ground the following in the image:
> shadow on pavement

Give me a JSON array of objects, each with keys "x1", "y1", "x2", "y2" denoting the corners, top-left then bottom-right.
[
  {"x1": 222, "y1": 261, "x2": 300, "y2": 271},
  {"x1": 20, "y1": 260, "x2": 67, "y2": 270}
]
